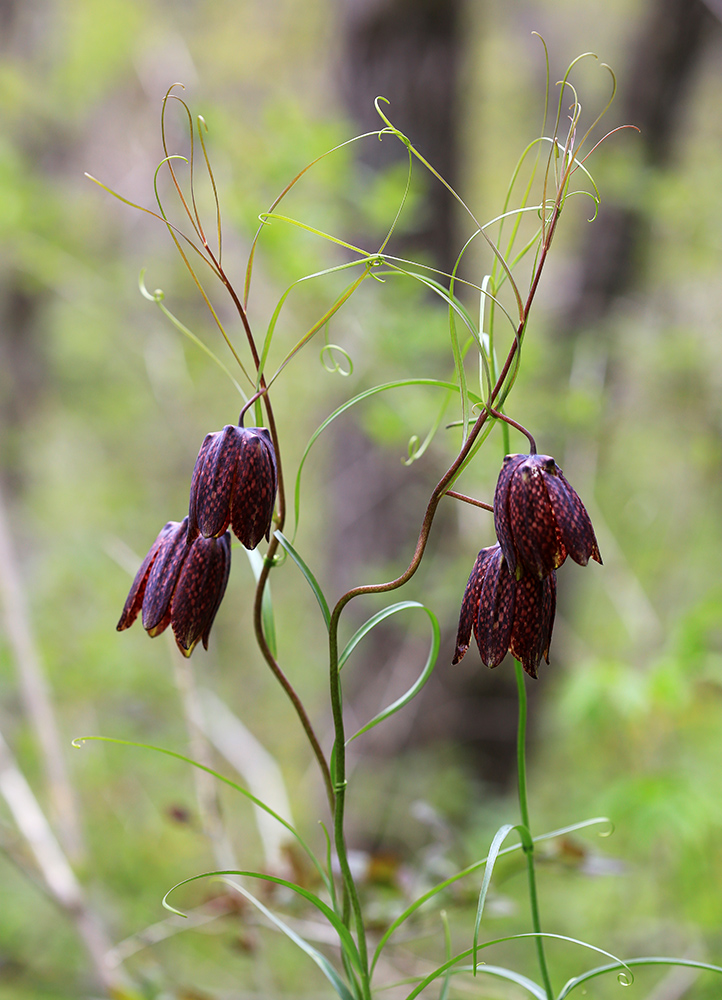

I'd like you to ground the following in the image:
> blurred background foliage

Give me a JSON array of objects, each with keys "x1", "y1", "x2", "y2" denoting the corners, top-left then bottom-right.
[{"x1": 1, "y1": 0, "x2": 722, "y2": 997}]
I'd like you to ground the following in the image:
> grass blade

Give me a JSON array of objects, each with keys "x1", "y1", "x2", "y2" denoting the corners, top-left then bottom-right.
[
  {"x1": 558, "y1": 957, "x2": 722, "y2": 999},
  {"x1": 162, "y1": 869, "x2": 363, "y2": 984},
  {"x1": 472, "y1": 823, "x2": 517, "y2": 972},
  {"x1": 371, "y1": 816, "x2": 612, "y2": 972},
  {"x1": 274, "y1": 530, "x2": 330, "y2": 630},
  {"x1": 291, "y1": 378, "x2": 482, "y2": 540}
]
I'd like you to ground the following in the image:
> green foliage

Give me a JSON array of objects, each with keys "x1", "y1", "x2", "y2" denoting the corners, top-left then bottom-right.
[{"x1": 3, "y1": 3, "x2": 722, "y2": 998}]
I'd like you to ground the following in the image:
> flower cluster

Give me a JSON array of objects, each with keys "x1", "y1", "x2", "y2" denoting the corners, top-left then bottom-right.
[
  {"x1": 117, "y1": 422, "x2": 278, "y2": 657},
  {"x1": 454, "y1": 453, "x2": 600, "y2": 678}
]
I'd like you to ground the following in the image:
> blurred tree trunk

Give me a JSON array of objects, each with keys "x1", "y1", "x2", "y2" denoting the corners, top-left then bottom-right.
[
  {"x1": 338, "y1": 0, "x2": 465, "y2": 272},
  {"x1": 561, "y1": 0, "x2": 719, "y2": 333}
]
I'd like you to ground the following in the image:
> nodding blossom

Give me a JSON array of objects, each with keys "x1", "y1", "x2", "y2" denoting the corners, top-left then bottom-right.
[
  {"x1": 187, "y1": 425, "x2": 278, "y2": 550},
  {"x1": 494, "y1": 454, "x2": 601, "y2": 580},
  {"x1": 452, "y1": 544, "x2": 557, "y2": 679},
  {"x1": 117, "y1": 518, "x2": 231, "y2": 657}
]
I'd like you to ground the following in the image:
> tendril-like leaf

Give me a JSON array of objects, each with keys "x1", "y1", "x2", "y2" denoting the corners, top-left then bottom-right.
[
  {"x1": 165, "y1": 872, "x2": 361, "y2": 1000},
  {"x1": 321, "y1": 343, "x2": 354, "y2": 377},
  {"x1": 344, "y1": 602, "x2": 440, "y2": 743}
]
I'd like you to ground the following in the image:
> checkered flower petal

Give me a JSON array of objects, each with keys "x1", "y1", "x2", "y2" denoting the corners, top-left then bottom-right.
[
  {"x1": 187, "y1": 424, "x2": 277, "y2": 550},
  {"x1": 494, "y1": 453, "x2": 601, "y2": 579},
  {"x1": 117, "y1": 517, "x2": 231, "y2": 657}
]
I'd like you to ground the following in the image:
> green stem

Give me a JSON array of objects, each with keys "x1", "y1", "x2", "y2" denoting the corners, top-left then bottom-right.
[
  {"x1": 329, "y1": 624, "x2": 371, "y2": 998},
  {"x1": 515, "y1": 660, "x2": 554, "y2": 1000}
]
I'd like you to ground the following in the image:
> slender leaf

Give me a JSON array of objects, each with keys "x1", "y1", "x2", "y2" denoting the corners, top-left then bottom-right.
[
  {"x1": 439, "y1": 910, "x2": 453, "y2": 1000},
  {"x1": 472, "y1": 823, "x2": 516, "y2": 971},
  {"x1": 292, "y1": 379, "x2": 482, "y2": 539},
  {"x1": 371, "y1": 816, "x2": 612, "y2": 972},
  {"x1": 224, "y1": 877, "x2": 358, "y2": 1000},
  {"x1": 162, "y1": 869, "x2": 362, "y2": 982},
  {"x1": 404, "y1": 387, "x2": 455, "y2": 466},
  {"x1": 462, "y1": 965, "x2": 546, "y2": 999},
  {"x1": 138, "y1": 271, "x2": 247, "y2": 399},
  {"x1": 339, "y1": 601, "x2": 422, "y2": 670},
  {"x1": 259, "y1": 259, "x2": 371, "y2": 380},
  {"x1": 274, "y1": 530, "x2": 330, "y2": 630},
  {"x1": 345, "y1": 604, "x2": 440, "y2": 744},
  {"x1": 558, "y1": 957, "x2": 722, "y2": 999},
  {"x1": 405, "y1": 932, "x2": 629, "y2": 1000}
]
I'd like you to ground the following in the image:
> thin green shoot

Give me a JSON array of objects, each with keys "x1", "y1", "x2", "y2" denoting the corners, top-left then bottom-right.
[
  {"x1": 245, "y1": 547, "x2": 277, "y2": 659},
  {"x1": 558, "y1": 957, "x2": 722, "y2": 999},
  {"x1": 138, "y1": 271, "x2": 250, "y2": 394},
  {"x1": 220, "y1": 877, "x2": 362, "y2": 1000},
  {"x1": 243, "y1": 126, "x2": 400, "y2": 309},
  {"x1": 196, "y1": 115, "x2": 223, "y2": 264},
  {"x1": 404, "y1": 932, "x2": 632, "y2": 1000},
  {"x1": 291, "y1": 379, "x2": 485, "y2": 541},
  {"x1": 373, "y1": 97, "x2": 524, "y2": 321},
  {"x1": 274, "y1": 530, "x2": 330, "y2": 630},
  {"x1": 369, "y1": 817, "x2": 612, "y2": 973}
]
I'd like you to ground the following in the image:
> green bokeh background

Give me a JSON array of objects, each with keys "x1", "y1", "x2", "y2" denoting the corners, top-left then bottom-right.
[{"x1": 1, "y1": 1, "x2": 721, "y2": 997}]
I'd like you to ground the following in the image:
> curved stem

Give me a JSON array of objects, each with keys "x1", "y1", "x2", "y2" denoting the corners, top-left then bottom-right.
[
  {"x1": 487, "y1": 408, "x2": 537, "y2": 454},
  {"x1": 252, "y1": 538, "x2": 334, "y2": 812},
  {"x1": 238, "y1": 387, "x2": 269, "y2": 426},
  {"x1": 515, "y1": 660, "x2": 554, "y2": 1000},
  {"x1": 327, "y1": 201, "x2": 564, "y2": 629}
]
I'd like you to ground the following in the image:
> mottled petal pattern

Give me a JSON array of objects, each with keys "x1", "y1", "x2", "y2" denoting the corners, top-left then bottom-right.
[
  {"x1": 455, "y1": 451, "x2": 597, "y2": 679},
  {"x1": 475, "y1": 546, "x2": 515, "y2": 668},
  {"x1": 453, "y1": 544, "x2": 558, "y2": 678},
  {"x1": 509, "y1": 573, "x2": 543, "y2": 677},
  {"x1": 116, "y1": 522, "x2": 176, "y2": 632},
  {"x1": 493, "y1": 454, "x2": 525, "y2": 576},
  {"x1": 452, "y1": 547, "x2": 496, "y2": 664},
  {"x1": 543, "y1": 467, "x2": 601, "y2": 567},
  {"x1": 188, "y1": 424, "x2": 277, "y2": 550},
  {"x1": 493, "y1": 452, "x2": 601, "y2": 580},
  {"x1": 141, "y1": 518, "x2": 190, "y2": 634},
  {"x1": 507, "y1": 458, "x2": 566, "y2": 578},
  {"x1": 117, "y1": 517, "x2": 231, "y2": 657},
  {"x1": 540, "y1": 571, "x2": 557, "y2": 665},
  {"x1": 188, "y1": 428, "x2": 239, "y2": 541},
  {"x1": 171, "y1": 533, "x2": 232, "y2": 656},
  {"x1": 231, "y1": 430, "x2": 278, "y2": 549}
]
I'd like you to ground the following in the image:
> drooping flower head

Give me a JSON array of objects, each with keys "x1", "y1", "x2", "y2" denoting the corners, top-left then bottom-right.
[
  {"x1": 187, "y1": 424, "x2": 277, "y2": 550},
  {"x1": 494, "y1": 454, "x2": 601, "y2": 580},
  {"x1": 452, "y1": 544, "x2": 556, "y2": 679},
  {"x1": 117, "y1": 517, "x2": 231, "y2": 657}
]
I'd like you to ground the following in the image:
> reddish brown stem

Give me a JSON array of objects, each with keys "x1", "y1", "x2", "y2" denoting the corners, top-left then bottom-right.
[
  {"x1": 329, "y1": 200, "x2": 564, "y2": 628},
  {"x1": 487, "y1": 408, "x2": 537, "y2": 454},
  {"x1": 445, "y1": 491, "x2": 494, "y2": 513}
]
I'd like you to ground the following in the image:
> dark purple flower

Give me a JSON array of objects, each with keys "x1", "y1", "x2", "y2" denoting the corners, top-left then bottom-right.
[
  {"x1": 452, "y1": 544, "x2": 556, "y2": 679},
  {"x1": 117, "y1": 517, "x2": 231, "y2": 657},
  {"x1": 494, "y1": 453, "x2": 601, "y2": 580},
  {"x1": 187, "y1": 425, "x2": 277, "y2": 550}
]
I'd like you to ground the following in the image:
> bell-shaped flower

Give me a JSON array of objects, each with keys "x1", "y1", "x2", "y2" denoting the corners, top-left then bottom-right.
[
  {"x1": 187, "y1": 424, "x2": 277, "y2": 550},
  {"x1": 117, "y1": 517, "x2": 231, "y2": 657},
  {"x1": 494, "y1": 453, "x2": 601, "y2": 580},
  {"x1": 452, "y1": 543, "x2": 556, "y2": 678}
]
